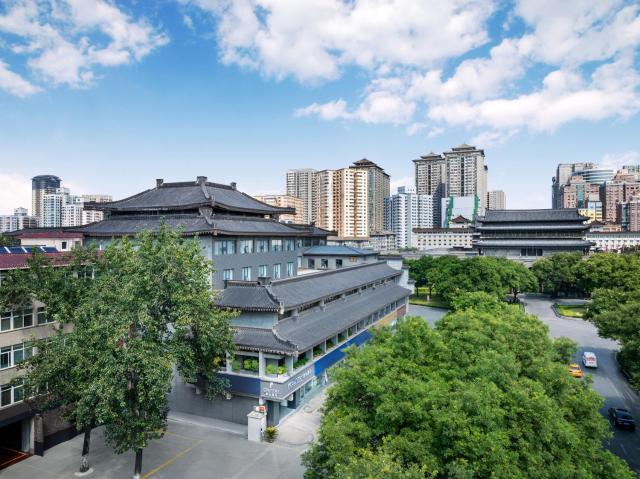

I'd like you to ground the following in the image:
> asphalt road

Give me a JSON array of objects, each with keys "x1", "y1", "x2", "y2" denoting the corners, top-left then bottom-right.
[
  {"x1": 410, "y1": 300, "x2": 640, "y2": 473},
  {"x1": 522, "y1": 295, "x2": 640, "y2": 472}
]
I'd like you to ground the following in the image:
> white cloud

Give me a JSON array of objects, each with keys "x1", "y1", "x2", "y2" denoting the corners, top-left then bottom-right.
[
  {"x1": 470, "y1": 129, "x2": 517, "y2": 148},
  {"x1": 0, "y1": 58, "x2": 41, "y2": 96},
  {"x1": 390, "y1": 175, "x2": 413, "y2": 194},
  {"x1": 601, "y1": 151, "x2": 640, "y2": 171},
  {"x1": 0, "y1": 0, "x2": 168, "y2": 93},
  {"x1": 186, "y1": 0, "x2": 640, "y2": 144},
  {"x1": 0, "y1": 173, "x2": 31, "y2": 215}
]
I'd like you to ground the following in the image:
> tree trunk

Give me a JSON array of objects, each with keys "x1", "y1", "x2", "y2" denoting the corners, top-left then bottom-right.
[
  {"x1": 427, "y1": 286, "x2": 432, "y2": 302},
  {"x1": 133, "y1": 449, "x2": 143, "y2": 479},
  {"x1": 79, "y1": 423, "x2": 93, "y2": 473}
]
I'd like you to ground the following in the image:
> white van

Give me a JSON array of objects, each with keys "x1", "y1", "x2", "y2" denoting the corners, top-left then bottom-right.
[{"x1": 582, "y1": 352, "x2": 597, "y2": 368}]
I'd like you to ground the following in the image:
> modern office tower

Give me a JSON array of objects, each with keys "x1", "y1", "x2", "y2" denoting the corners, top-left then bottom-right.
[
  {"x1": 286, "y1": 168, "x2": 316, "y2": 225},
  {"x1": 0, "y1": 208, "x2": 39, "y2": 233},
  {"x1": 313, "y1": 168, "x2": 368, "y2": 238},
  {"x1": 487, "y1": 190, "x2": 506, "y2": 210},
  {"x1": 254, "y1": 195, "x2": 304, "y2": 223},
  {"x1": 350, "y1": 159, "x2": 390, "y2": 234},
  {"x1": 551, "y1": 163, "x2": 596, "y2": 208},
  {"x1": 413, "y1": 152, "x2": 446, "y2": 225},
  {"x1": 384, "y1": 186, "x2": 434, "y2": 249},
  {"x1": 560, "y1": 175, "x2": 601, "y2": 209},
  {"x1": 31, "y1": 175, "x2": 61, "y2": 223},
  {"x1": 443, "y1": 144, "x2": 488, "y2": 212}
]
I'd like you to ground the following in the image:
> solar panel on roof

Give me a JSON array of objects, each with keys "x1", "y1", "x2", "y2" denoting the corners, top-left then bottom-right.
[
  {"x1": 0, "y1": 247, "x2": 9, "y2": 254},
  {"x1": 8, "y1": 246, "x2": 27, "y2": 254},
  {"x1": 42, "y1": 246, "x2": 57, "y2": 253}
]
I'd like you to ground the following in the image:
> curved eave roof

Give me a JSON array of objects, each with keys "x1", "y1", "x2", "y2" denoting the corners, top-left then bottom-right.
[
  {"x1": 474, "y1": 239, "x2": 592, "y2": 247},
  {"x1": 476, "y1": 224, "x2": 590, "y2": 231}
]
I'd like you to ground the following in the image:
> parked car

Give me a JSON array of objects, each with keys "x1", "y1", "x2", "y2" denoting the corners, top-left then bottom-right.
[
  {"x1": 582, "y1": 351, "x2": 598, "y2": 368},
  {"x1": 568, "y1": 363, "x2": 583, "y2": 378},
  {"x1": 608, "y1": 408, "x2": 636, "y2": 431}
]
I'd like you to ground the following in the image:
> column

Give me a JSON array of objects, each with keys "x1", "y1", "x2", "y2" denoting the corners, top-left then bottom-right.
[{"x1": 258, "y1": 351, "x2": 265, "y2": 377}]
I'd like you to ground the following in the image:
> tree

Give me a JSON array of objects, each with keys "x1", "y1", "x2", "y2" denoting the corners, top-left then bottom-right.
[
  {"x1": 76, "y1": 226, "x2": 236, "y2": 478},
  {"x1": 531, "y1": 252, "x2": 582, "y2": 297},
  {"x1": 303, "y1": 297, "x2": 634, "y2": 479},
  {"x1": 2, "y1": 248, "x2": 101, "y2": 474},
  {"x1": 575, "y1": 253, "x2": 640, "y2": 294},
  {"x1": 0, "y1": 234, "x2": 18, "y2": 247},
  {"x1": 499, "y1": 259, "x2": 537, "y2": 302},
  {"x1": 552, "y1": 337, "x2": 579, "y2": 364},
  {"x1": 407, "y1": 256, "x2": 437, "y2": 299},
  {"x1": 587, "y1": 288, "x2": 640, "y2": 389}
]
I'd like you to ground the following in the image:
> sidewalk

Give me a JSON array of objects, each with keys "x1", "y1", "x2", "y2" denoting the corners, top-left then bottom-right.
[{"x1": 277, "y1": 386, "x2": 327, "y2": 447}]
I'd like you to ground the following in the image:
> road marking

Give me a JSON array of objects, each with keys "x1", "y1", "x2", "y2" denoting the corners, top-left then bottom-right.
[
  {"x1": 163, "y1": 430, "x2": 202, "y2": 442},
  {"x1": 141, "y1": 439, "x2": 203, "y2": 479},
  {"x1": 620, "y1": 443, "x2": 627, "y2": 455}
]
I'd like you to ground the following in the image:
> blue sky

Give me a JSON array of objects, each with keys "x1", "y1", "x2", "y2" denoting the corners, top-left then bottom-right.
[{"x1": 1, "y1": 0, "x2": 639, "y2": 213}]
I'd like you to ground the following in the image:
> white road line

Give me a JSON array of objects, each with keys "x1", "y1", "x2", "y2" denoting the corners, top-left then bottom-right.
[{"x1": 621, "y1": 443, "x2": 627, "y2": 455}]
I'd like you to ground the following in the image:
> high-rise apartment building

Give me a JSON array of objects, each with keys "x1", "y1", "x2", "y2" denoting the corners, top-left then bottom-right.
[
  {"x1": 413, "y1": 152, "x2": 446, "y2": 225},
  {"x1": 350, "y1": 159, "x2": 390, "y2": 234},
  {"x1": 286, "y1": 169, "x2": 316, "y2": 224},
  {"x1": 42, "y1": 189, "x2": 67, "y2": 227},
  {"x1": 487, "y1": 190, "x2": 506, "y2": 210},
  {"x1": 313, "y1": 168, "x2": 368, "y2": 238},
  {"x1": 560, "y1": 175, "x2": 601, "y2": 209},
  {"x1": 31, "y1": 175, "x2": 61, "y2": 223},
  {"x1": 443, "y1": 144, "x2": 488, "y2": 212},
  {"x1": 551, "y1": 163, "x2": 596, "y2": 208},
  {"x1": 0, "y1": 207, "x2": 39, "y2": 233},
  {"x1": 384, "y1": 186, "x2": 434, "y2": 249},
  {"x1": 254, "y1": 195, "x2": 304, "y2": 223},
  {"x1": 621, "y1": 196, "x2": 640, "y2": 232},
  {"x1": 61, "y1": 204, "x2": 83, "y2": 227}
]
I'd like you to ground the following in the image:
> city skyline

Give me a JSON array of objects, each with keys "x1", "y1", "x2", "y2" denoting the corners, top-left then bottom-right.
[{"x1": 1, "y1": 1, "x2": 640, "y2": 214}]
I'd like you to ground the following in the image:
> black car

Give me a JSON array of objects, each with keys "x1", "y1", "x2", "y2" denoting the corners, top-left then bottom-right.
[{"x1": 608, "y1": 408, "x2": 636, "y2": 430}]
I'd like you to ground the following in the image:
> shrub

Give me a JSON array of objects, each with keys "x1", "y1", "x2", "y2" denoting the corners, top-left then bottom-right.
[
  {"x1": 294, "y1": 356, "x2": 308, "y2": 369},
  {"x1": 264, "y1": 426, "x2": 278, "y2": 443},
  {"x1": 243, "y1": 358, "x2": 259, "y2": 372}
]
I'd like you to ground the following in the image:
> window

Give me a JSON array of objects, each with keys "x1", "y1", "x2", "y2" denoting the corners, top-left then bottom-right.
[
  {"x1": 256, "y1": 239, "x2": 269, "y2": 253},
  {"x1": 271, "y1": 239, "x2": 283, "y2": 252},
  {"x1": 37, "y1": 307, "x2": 48, "y2": 325},
  {"x1": 242, "y1": 267, "x2": 252, "y2": 281},
  {"x1": 521, "y1": 248, "x2": 543, "y2": 257},
  {"x1": 258, "y1": 265, "x2": 268, "y2": 278},
  {"x1": 308, "y1": 258, "x2": 315, "y2": 268},
  {"x1": 239, "y1": 239, "x2": 253, "y2": 254},
  {"x1": 214, "y1": 240, "x2": 236, "y2": 255},
  {"x1": 1, "y1": 381, "x2": 24, "y2": 408},
  {"x1": 223, "y1": 269, "x2": 234, "y2": 281},
  {"x1": 297, "y1": 256, "x2": 302, "y2": 268},
  {"x1": 336, "y1": 259, "x2": 343, "y2": 268},
  {"x1": 321, "y1": 259, "x2": 329, "y2": 269},
  {"x1": 273, "y1": 263, "x2": 281, "y2": 279},
  {"x1": 1, "y1": 312, "x2": 10, "y2": 332},
  {"x1": 296, "y1": 239, "x2": 303, "y2": 249},
  {"x1": 61, "y1": 241, "x2": 67, "y2": 250},
  {"x1": 284, "y1": 239, "x2": 295, "y2": 251},
  {"x1": 1, "y1": 343, "x2": 32, "y2": 370},
  {"x1": 286, "y1": 262, "x2": 294, "y2": 277}
]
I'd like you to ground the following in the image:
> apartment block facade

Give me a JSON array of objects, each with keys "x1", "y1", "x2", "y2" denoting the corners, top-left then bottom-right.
[
  {"x1": 254, "y1": 195, "x2": 303, "y2": 224},
  {"x1": 286, "y1": 169, "x2": 316, "y2": 225},
  {"x1": 384, "y1": 187, "x2": 434, "y2": 249},
  {"x1": 350, "y1": 159, "x2": 390, "y2": 234},
  {"x1": 0, "y1": 209, "x2": 38, "y2": 234},
  {"x1": 443, "y1": 144, "x2": 488, "y2": 212},
  {"x1": 487, "y1": 190, "x2": 506, "y2": 210}
]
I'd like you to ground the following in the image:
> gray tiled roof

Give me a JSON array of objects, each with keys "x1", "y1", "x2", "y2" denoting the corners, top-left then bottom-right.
[
  {"x1": 76, "y1": 214, "x2": 325, "y2": 237},
  {"x1": 235, "y1": 327, "x2": 297, "y2": 354},
  {"x1": 275, "y1": 283, "x2": 410, "y2": 351},
  {"x1": 478, "y1": 209, "x2": 587, "y2": 223},
  {"x1": 92, "y1": 180, "x2": 287, "y2": 215},
  {"x1": 232, "y1": 282, "x2": 411, "y2": 354},
  {"x1": 218, "y1": 261, "x2": 402, "y2": 310},
  {"x1": 219, "y1": 285, "x2": 279, "y2": 311}
]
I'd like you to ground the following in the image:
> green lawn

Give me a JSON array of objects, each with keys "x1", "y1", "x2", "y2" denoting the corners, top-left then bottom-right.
[
  {"x1": 554, "y1": 304, "x2": 587, "y2": 318},
  {"x1": 410, "y1": 289, "x2": 449, "y2": 309}
]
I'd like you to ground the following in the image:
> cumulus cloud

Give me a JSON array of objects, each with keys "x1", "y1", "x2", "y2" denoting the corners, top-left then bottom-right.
[
  {"x1": 0, "y1": 58, "x2": 41, "y2": 96},
  {"x1": 601, "y1": 151, "x2": 640, "y2": 171},
  {"x1": 0, "y1": 173, "x2": 31, "y2": 215},
  {"x1": 187, "y1": 0, "x2": 640, "y2": 142},
  {"x1": 0, "y1": 0, "x2": 168, "y2": 93}
]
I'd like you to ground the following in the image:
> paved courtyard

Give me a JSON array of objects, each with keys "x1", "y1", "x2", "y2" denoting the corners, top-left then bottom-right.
[{"x1": 3, "y1": 418, "x2": 306, "y2": 479}]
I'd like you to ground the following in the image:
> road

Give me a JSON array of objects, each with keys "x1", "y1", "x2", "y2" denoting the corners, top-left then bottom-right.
[{"x1": 410, "y1": 299, "x2": 640, "y2": 473}]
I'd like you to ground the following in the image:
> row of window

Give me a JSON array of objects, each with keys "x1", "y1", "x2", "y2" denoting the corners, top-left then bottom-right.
[
  {"x1": 0, "y1": 381, "x2": 24, "y2": 409},
  {"x1": 0, "y1": 342, "x2": 33, "y2": 370},
  {"x1": 1, "y1": 307, "x2": 50, "y2": 332},
  {"x1": 214, "y1": 238, "x2": 302, "y2": 256},
  {"x1": 223, "y1": 262, "x2": 296, "y2": 281}
]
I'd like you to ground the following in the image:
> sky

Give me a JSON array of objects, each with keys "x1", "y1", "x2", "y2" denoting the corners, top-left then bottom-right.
[{"x1": 0, "y1": 0, "x2": 639, "y2": 214}]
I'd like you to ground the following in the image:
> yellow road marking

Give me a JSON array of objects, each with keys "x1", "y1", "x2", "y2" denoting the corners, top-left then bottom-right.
[
  {"x1": 163, "y1": 431, "x2": 201, "y2": 442},
  {"x1": 141, "y1": 439, "x2": 203, "y2": 479}
]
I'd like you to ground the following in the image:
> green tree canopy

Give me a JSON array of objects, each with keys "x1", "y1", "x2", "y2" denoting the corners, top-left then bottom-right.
[{"x1": 303, "y1": 297, "x2": 633, "y2": 479}]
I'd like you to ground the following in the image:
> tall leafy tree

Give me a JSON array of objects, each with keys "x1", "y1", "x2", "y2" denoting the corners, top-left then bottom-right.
[
  {"x1": 77, "y1": 226, "x2": 236, "y2": 478},
  {"x1": 303, "y1": 296, "x2": 633, "y2": 479},
  {"x1": 531, "y1": 252, "x2": 582, "y2": 297}
]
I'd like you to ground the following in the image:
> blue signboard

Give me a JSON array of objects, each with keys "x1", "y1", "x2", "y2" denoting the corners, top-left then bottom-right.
[
  {"x1": 219, "y1": 372, "x2": 261, "y2": 396},
  {"x1": 314, "y1": 329, "x2": 372, "y2": 376}
]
